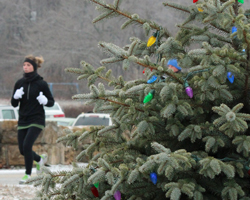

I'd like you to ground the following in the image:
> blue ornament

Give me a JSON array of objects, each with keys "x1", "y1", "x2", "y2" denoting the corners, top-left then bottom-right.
[
  {"x1": 147, "y1": 75, "x2": 158, "y2": 84},
  {"x1": 150, "y1": 172, "x2": 157, "y2": 185},
  {"x1": 227, "y1": 72, "x2": 234, "y2": 83},
  {"x1": 232, "y1": 26, "x2": 237, "y2": 33}
]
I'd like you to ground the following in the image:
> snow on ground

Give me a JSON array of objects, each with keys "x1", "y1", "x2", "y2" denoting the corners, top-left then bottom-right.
[
  {"x1": 0, "y1": 163, "x2": 88, "y2": 174},
  {"x1": 0, "y1": 184, "x2": 37, "y2": 200},
  {"x1": 0, "y1": 163, "x2": 88, "y2": 200}
]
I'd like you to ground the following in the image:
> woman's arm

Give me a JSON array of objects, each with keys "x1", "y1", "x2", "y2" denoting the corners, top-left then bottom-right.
[
  {"x1": 11, "y1": 82, "x2": 20, "y2": 108},
  {"x1": 42, "y1": 81, "x2": 55, "y2": 107}
]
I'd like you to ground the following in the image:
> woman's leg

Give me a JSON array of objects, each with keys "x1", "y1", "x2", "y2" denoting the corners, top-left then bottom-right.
[
  {"x1": 18, "y1": 129, "x2": 28, "y2": 156},
  {"x1": 22, "y1": 127, "x2": 42, "y2": 175}
]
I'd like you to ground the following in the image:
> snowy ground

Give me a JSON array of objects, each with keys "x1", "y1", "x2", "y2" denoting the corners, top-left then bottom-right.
[
  {"x1": 0, "y1": 185, "x2": 37, "y2": 200},
  {"x1": 0, "y1": 163, "x2": 88, "y2": 200}
]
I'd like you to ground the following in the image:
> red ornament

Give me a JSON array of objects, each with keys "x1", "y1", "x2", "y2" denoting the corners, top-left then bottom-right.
[
  {"x1": 143, "y1": 68, "x2": 153, "y2": 74},
  {"x1": 248, "y1": 169, "x2": 250, "y2": 175},
  {"x1": 193, "y1": 0, "x2": 198, "y2": 2},
  {"x1": 91, "y1": 186, "x2": 99, "y2": 197}
]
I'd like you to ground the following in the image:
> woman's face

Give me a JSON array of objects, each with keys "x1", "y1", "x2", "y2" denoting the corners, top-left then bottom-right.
[{"x1": 23, "y1": 62, "x2": 34, "y2": 73}]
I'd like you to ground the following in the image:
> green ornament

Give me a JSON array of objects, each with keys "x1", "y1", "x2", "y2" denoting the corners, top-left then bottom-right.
[
  {"x1": 143, "y1": 89, "x2": 155, "y2": 103},
  {"x1": 94, "y1": 182, "x2": 99, "y2": 188},
  {"x1": 238, "y1": 0, "x2": 244, "y2": 3}
]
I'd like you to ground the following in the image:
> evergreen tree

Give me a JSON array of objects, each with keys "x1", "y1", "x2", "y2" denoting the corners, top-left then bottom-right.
[{"x1": 30, "y1": 0, "x2": 250, "y2": 199}]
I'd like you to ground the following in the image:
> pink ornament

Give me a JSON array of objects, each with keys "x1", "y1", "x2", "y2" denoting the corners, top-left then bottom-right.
[
  {"x1": 185, "y1": 86, "x2": 193, "y2": 98},
  {"x1": 114, "y1": 190, "x2": 121, "y2": 200}
]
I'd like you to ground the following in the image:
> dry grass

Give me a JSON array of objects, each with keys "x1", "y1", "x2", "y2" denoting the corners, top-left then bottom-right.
[{"x1": 57, "y1": 100, "x2": 94, "y2": 118}]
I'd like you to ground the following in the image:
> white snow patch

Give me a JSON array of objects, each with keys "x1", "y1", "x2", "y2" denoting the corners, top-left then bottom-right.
[{"x1": 0, "y1": 163, "x2": 88, "y2": 174}]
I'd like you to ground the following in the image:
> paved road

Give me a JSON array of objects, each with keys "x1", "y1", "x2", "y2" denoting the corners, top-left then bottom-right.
[
  {"x1": 0, "y1": 168, "x2": 36, "y2": 185},
  {"x1": 0, "y1": 173, "x2": 24, "y2": 185},
  {"x1": 0, "y1": 163, "x2": 87, "y2": 185}
]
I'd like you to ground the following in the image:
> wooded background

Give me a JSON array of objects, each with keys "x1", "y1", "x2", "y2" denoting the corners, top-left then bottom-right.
[{"x1": 1, "y1": 0, "x2": 249, "y2": 99}]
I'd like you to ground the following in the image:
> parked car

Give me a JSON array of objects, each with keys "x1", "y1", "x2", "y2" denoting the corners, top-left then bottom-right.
[
  {"x1": 14, "y1": 101, "x2": 64, "y2": 119},
  {"x1": 44, "y1": 102, "x2": 65, "y2": 118},
  {"x1": 46, "y1": 117, "x2": 75, "y2": 126},
  {"x1": 0, "y1": 105, "x2": 19, "y2": 120},
  {"x1": 72, "y1": 113, "x2": 112, "y2": 126}
]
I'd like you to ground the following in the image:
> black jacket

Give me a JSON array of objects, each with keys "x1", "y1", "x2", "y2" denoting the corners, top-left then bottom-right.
[{"x1": 11, "y1": 73, "x2": 54, "y2": 127}]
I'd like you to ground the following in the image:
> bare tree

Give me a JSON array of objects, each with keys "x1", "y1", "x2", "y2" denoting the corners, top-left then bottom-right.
[{"x1": 0, "y1": 0, "x2": 249, "y2": 98}]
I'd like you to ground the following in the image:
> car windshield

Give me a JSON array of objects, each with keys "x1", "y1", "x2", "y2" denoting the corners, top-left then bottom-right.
[
  {"x1": 44, "y1": 103, "x2": 60, "y2": 111},
  {"x1": 75, "y1": 115, "x2": 109, "y2": 126},
  {"x1": 1, "y1": 109, "x2": 16, "y2": 119}
]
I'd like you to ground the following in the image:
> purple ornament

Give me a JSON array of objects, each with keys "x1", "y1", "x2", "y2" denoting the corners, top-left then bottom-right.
[
  {"x1": 185, "y1": 86, "x2": 193, "y2": 98},
  {"x1": 114, "y1": 190, "x2": 121, "y2": 200}
]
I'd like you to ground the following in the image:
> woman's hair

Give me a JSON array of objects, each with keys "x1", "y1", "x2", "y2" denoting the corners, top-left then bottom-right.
[{"x1": 24, "y1": 55, "x2": 44, "y2": 69}]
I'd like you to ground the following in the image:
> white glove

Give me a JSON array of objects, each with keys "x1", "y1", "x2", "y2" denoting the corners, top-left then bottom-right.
[
  {"x1": 36, "y1": 92, "x2": 48, "y2": 105},
  {"x1": 13, "y1": 87, "x2": 24, "y2": 100}
]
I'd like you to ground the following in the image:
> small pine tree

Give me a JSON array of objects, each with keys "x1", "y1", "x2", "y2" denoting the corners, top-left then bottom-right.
[{"x1": 30, "y1": 0, "x2": 250, "y2": 199}]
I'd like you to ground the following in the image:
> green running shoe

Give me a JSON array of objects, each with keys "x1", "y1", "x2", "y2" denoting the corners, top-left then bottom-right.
[
  {"x1": 19, "y1": 174, "x2": 30, "y2": 184},
  {"x1": 36, "y1": 154, "x2": 48, "y2": 175}
]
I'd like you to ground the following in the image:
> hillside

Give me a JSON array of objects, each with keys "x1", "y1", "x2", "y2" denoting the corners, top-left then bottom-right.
[{"x1": 1, "y1": 0, "x2": 249, "y2": 99}]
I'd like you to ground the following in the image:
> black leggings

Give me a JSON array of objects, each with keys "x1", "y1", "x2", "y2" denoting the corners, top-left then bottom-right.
[{"x1": 18, "y1": 127, "x2": 42, "y2": 175}]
